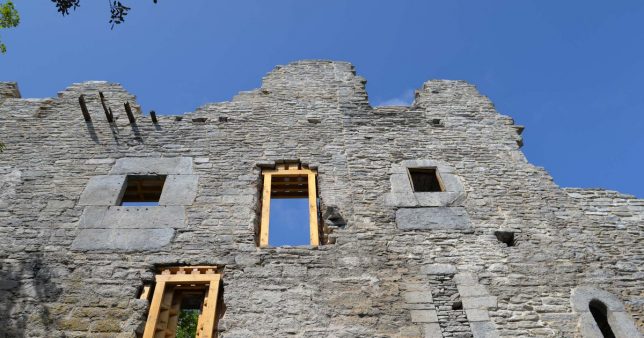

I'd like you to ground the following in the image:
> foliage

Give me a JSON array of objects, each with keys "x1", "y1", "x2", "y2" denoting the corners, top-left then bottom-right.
[
  {"x1": 0, "y1": 0, "x2": 19, "y2": 54},
  {"x1": 0, "y1": 142, "x2": 5, "y2": 152},
  {"x1": 52, "y1": 0, "x2": 80, "y2": 16},
  {"x1": 176, "y1": 310, "x2": 199, "y2": 338},
  {"x1": 108, "y1": 1, "x2": 131, "y2": 29},
  {"x1": 1, "y1": 0, "x2": 158, "y2": 54}
]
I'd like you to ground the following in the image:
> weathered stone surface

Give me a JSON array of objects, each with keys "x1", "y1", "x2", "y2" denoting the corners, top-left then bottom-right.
[
  {"x1": 79, "y1": 206, "x2": 186, "y2": 229},
  {"x1": 159, "y1": 175, "x2": 198, "y2": 205},
  {"x1": 71, "y1": 228, "x2": 174, "y2": 251},
  {"x1": 470, "y1": 321, "x2": 500, "y2": 338},
  {"x1": 411, "y1": 309, "x2": 439, "y2": 323},
  {"x1": 78, "y1": 175, "x2": 126, "y2": 205},
  {"x1": 110, "y1": 157, "x2": 192, "y2": 175},
  {"x1": 396, "y1": 207, "x2": 472, "y2": 230},
  {"x1": 0, "y1": 60, "x2": 642, "y2": 337}
]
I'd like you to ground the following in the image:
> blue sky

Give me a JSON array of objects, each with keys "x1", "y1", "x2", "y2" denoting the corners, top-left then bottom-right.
[{"x1": 1, "y1": 0, "x2": 643, "y2": 197}]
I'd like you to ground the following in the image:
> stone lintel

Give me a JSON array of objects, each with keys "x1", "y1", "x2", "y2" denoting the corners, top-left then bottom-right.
[{"x1": 396, "y1": 207, "x2": 471, "y2": 230}]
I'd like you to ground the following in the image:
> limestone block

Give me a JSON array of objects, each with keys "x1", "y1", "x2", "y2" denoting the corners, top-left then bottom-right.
[
  {"x1": 403, "y1": 291, "x2": 434, "y2": 303},
  {"x1": 421, "y1": 264, "x2": 456, "y2": 275},
  {"x1": 78, "y1": 175, "x2": 126, "y2": 206},
  {"x1": 110, "y1": 157, "x2": 192, "y2": 175},
  {"x1": 159, "y1": 175, "x2": 198, "y2": 205},
  {"x1": 465, "y1": 308, "x2": 490, "y2": 322},
  {"x1": 396, "y1": 207, "x2": 471, "y2": 230},
  {"x1": 80, "y1": 206, "x2": 186, "y2": 229},
  {"x1": 462, "y1": 296, "x2": 497, "y2": 310},
  {"x1": 71, "y1": 228, "x2": 174, "y2": 251},
  {"x1": 423, "y1": 323, "x2": 443, "y2": 338},
  {"x1": 410, "y1": 309, "x2": 439, "y2": 323},
  {"x1": 457, "y1": 284, "x2": 490, "y2": 298},
  {"x1": 469, "y1": 321, "x2": 500, "y2": 338}
]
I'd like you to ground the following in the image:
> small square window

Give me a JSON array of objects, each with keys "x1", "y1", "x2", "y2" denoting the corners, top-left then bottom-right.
[
  {"x1": 120, "y1": 175, "x2": 166, "y2": 206},
  {"x1": 408, "y1": 168, "x2": 443, "y2": 192}
]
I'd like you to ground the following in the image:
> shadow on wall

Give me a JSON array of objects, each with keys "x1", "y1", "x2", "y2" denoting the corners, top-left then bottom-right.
[{"x1": 0, "y1": 251, "x2": 63, "y2": 337}]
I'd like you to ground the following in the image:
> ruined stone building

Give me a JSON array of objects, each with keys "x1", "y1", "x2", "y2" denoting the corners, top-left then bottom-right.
[{"x1": 0, "y1": 60, "x2": 642, "y2": 337}]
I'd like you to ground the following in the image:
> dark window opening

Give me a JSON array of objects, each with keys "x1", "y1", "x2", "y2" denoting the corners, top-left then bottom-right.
[
  {"x1": 494, "y1": 231, "x2": 516, "y2": 247},
  {"x1": 452, "y1": 300, "x2": 463, "y2": 310},
  {"x1": 269, "y1": 175, "x2": 311, "y2": 246},
  {"x1": 120, "y1": 175, "x2": 166, "y2": 206},
  {"x1": 408, "y1": 168, "x2": 443, "y2": 192},
  {"x1": 589, "y1": 299, "x2": 616, "y2": 338}
]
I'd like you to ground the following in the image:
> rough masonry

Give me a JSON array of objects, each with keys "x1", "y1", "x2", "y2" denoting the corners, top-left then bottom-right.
[{"x1": 0, "y1": 60, "x2": 642, "y2": 337}]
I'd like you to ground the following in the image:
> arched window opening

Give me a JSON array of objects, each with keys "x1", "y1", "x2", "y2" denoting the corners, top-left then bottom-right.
[{"x1": 589, "y1": 299, "x2": 615, "y2": 338}]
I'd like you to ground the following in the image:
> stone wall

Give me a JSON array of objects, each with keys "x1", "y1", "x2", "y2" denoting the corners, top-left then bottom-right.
[{"x1": 0, "y1": 60, "x2": 641, "y2": 337}]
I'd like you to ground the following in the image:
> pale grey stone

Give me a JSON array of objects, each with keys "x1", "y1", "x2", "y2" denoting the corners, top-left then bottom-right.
[
  {"x1": 78, "y1": 175, "x2": 126, "y2": 206},
  {"x1": 421, "y1": 264, "x2": 456, "y2": 275},
  {"x1": 465, "y1": 308, "x2": 490, "y2": 322},
  {"x1": 469, "y1": 321, "x2": 500, "y2": 338},
  {"x1": 410, "y1": 309, "x2": 439, "y2": 323},
  {"x1": 403, "y1": 291, "x2": 433, "y2": 304},
  {"x1": 462, "y1": 296, "x2": 498, "y2": 310},
  {"x1": 457, "y1": 284, "x2": 490, "y2": 298},
  {"x1": 422, "y1": 323, "x2": 443, "y2": 338},
  {"x1": 71, "y1": 228, "x2": 174, "y2": 251},
  {"x1": 80, "y1": 206, "x2": 186, "y2": 229},
  {"x1": 396, "y1": 207, "x2": 471, "y2": 230},
  {"x1": 110, "y1": 157, "x2": 192, "y2": 175},
  {"x1": 159, "y1": 175, "x2": 198, "y2": 205}
]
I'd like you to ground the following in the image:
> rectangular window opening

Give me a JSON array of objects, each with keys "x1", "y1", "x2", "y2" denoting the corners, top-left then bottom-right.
[
  {"x1": 269, "y1": 176, "x2": 310, "y2": 246},
  {"x1": 120, "y1": 175, "x2": 166, "y2": 206},
  {"x1": 142, "y1": 266, "x2": 223, "y2": 338},
  {"x1": 259, "y1": 164, "x2": 320, "y2": 247},
  {"x1": 408, "y1": 168, "x2": 443, "y2": 192}
]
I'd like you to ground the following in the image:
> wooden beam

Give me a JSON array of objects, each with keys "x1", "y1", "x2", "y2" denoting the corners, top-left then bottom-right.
[
  {"x1": 98, "y1": 91, "x2": 114, "y2": 123},
  {"x1": 124, "y1": 101, "x2": 136, "y2": 124},
  {"x1": 150, "y1": 110, "x2": 158, "y2": 124},
  {"x1": 78, "y1": 95, "x2": 91, "y2": 121},
  {"x1": 199, "y1": 276, "x2": 220, "y2": 338},
  {"x1": 259, "y1": 173, "x2": 272, "y2": 247},
  {"x1": 308, "y1": 173, "x2": 319, "y2": 246},
  {"x1": 142, "y1": 280, "x2": 167, "y2": 338}
]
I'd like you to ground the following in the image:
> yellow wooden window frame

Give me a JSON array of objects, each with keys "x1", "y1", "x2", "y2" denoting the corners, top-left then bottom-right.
[
  {"x1": 143, "y1": 266, "x2": 222, "y2": 338},
  {"x1": 259, "y1": 164, "x2": 319, "y2": 247}
]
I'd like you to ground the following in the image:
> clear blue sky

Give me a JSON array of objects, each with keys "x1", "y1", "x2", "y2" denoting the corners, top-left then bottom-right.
[{"x1": 1, "y1": 0, "x2": 643, "y2": 198}]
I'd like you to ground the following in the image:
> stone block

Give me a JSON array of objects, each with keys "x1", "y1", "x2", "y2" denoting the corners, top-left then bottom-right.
[
  {"x1": 457, "y1": 284, "x2": 490, "y2": 298},
  {"x1": 454, "y1": 272, "x2": 478, "y2": 286},
  {"x1": 78, "y1": 175, "x2": 126, "y2": 206},
  {"x1": 421, "y1": 264, "x2": 456, "y2": 275},
  {"x1": 79, "y1": 206, "x2": 186, "y2": 229},
  {"x1": 410, "y1": 309, "x2": 439, "y2": 323},
  {"x1": 462, "y1": 296, "x2": 497, "y2": 310},
  {"x1": 465, "y1": 308, "x2": 490, "y2": 322},
  {"x1": 384, "y1": 193, "x2": 417, "y2": 207},
  {"x1": 403, "y1": 291, "x2": 433, "y2": 304},
  {"x1": 414, "y1": 192, "x2": 463, "y2": 207},
  {"x1": 71, "y1": 228, "x2": 174, "y2": 251},
  {"x1": 159, "y1": 175, "x2": 198, "y2": 205},
  {"x1": 396, "y1": 207, "x2": 471, "y2": 230},
  {"x1": 423, "y1": 323, "x2": 443, "y2": 338},
  {"x1": 110, "y1": 157, "x2": 192, "y2": 175},
  {"x1": 469, "y1": 321, "x2": 499, "y2": 338}
]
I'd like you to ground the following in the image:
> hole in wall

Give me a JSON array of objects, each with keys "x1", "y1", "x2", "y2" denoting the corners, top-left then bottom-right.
[
  {"x1": 494, "y1": 231, "x2": 515, "y2": 247},
  {"x1": 408, "y1": 168, "x2": 443, "y2": 192},
  {"x1": 452, "y1": 300, "x2": 463, "y2": 310}
]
